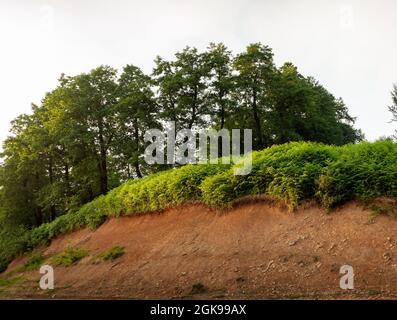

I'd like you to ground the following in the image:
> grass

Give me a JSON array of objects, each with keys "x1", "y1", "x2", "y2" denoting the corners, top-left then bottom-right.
[
  {"x1": 51, "y1": 248, "x2": 88, "y2": 267},
  {"x1": 23, "y1": 253, "x2": 45, "y2": 271},
  {"x1": 98, "y1": 246, "x2": 125, "y2": 261},
  {"x1": 91, "y1": 246, "x2": 125, "y2": 264},
  {"x1": 1, "y1": 140, "x2": 397, "y2": 272},
  {"x1": 0, "y1": 276, "x2": 25, "y2": 293}
]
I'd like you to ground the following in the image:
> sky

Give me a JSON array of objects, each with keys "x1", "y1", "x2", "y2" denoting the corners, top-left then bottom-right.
[{"x1": 0, "y1": 0, "x2": 396, "y2": 147}]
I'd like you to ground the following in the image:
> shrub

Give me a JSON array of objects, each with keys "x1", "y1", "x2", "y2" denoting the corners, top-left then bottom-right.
[
  {"x1": 51, "y1": 248, "x2": 88, "y2": 267},
  {"x1": 317, "y1": 141, "x2": 397, "y2": 208},
  {"x1": 202, "y1": 142, "x2": 337, "y2": 209},
  {"x1": 98, "y1": 246, "x2": 125, "y2": 261}
]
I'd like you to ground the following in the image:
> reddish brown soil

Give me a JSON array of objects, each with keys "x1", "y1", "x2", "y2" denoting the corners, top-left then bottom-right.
[{"x1": 2, "y1": 200, "x2": 397, "y2": 299}]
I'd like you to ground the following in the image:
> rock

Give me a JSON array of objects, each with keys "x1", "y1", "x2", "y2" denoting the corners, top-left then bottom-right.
[
  {"x1": 298, "y1": 261, "x2": 305, "y2": 267},
  {"x1": 383, "y1": 252, "x2": 392, "y2": 262},
  {"x1": 328, "y1": 243, "x2": 336, "y2": 252},
  {"x1": 263, "y1": 260, "x2": 274, "y2": 273}
]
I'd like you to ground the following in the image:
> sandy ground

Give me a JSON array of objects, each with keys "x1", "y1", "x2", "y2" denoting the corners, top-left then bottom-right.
[{"x1": 2, "y1": 200, "x2": 397, "y2": 299}]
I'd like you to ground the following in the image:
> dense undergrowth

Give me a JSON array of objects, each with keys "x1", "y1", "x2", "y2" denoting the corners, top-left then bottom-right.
[{"x1": 1, "y1": 140, "x2": 396, "y2": 272}]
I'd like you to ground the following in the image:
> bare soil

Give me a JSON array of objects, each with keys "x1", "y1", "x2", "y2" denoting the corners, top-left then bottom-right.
[{"x1": 2, "y1": 200, "x2": 397, "y2": 299}]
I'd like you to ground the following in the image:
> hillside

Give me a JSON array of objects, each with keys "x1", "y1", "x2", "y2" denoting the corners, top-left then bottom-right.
[
  {"x1": 1, "y1": 141, "x2": 397, "y2": 273},
  {"x1": 2, "y1": 200, "x2": 397, "y2": 299}
]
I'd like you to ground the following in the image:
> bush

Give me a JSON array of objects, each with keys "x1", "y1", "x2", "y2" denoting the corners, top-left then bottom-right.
[
  {"x1": 202, "y1": 142, "x2": 337, "y2": 209},
  {"x1": 51, "y1": 247, "x2": 88, "y2": 267},
  {"x1": 317, "y1": 141, "x2": 397, "y2": 208},
  {"x1": 98, "y1": 246, "x2": 125, "y2": 261}
]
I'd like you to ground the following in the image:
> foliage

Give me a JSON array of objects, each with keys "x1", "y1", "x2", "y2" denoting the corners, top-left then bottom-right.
[
  {"x1": 51, "y1": 248, "x2": 88, "y2": 267},
  {"x1": 201, "y1": 142, "x2": 338, "y2": 209},
  {"x1": 23, "y1": 253, "x2": 45, "y2": 271},
  {"x1": 0, "y1": 42, "x2": 367, "y2": 272},
  {"x1": 1, "y1": 43, "x2": 362, "y2": 235},
  {"x1": 0, "y1": 221, "x2": 29, "y2": 273},
  {"x1": 316, "y1": 140, "x2": 397, "y2": 208},
  {"x1": 23, "y1": 140, "x2": 397, "y2": 248},
  {"x1": 98, "y1": 246, "x2": 125, "y2": 262},
  {"x1": 0, "y1": 276, "x2": 25, "y2": 292}
]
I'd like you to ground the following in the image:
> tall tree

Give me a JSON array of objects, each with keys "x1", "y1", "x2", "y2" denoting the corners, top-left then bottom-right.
[
  {"x1": 233, "y1": 43, "x2": 276, "y2": 149},
  {"x1": 153, "y1": 47, "x2": 210, "y2": 131},
  {"x1": 267, "y1": 63, "x2": 362, "y2": 145},
  {"x1": 203, "y1": 43, "x2": 233, "y2": 129},
  {"x1": 115, "y1": 64, "x2": 160, "y2": 178},
  {"x1": 63, "y1": 66, "x2": 119, "y2": 195}
]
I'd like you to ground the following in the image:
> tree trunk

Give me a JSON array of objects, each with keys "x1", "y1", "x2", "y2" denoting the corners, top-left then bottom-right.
[
  {"x1": 133, "y1": 119, "x2": 143, "y2": 178},
  {"x1": 252, "y1": 88, "x2": 263, "y2": 148},
  {"x1": 188, "y1": 87, "x2": 198, "y2": 129},
  {"x1": 48, "y1": 155, "x2": 56, "y2": 221},
  {"x1": 98, "y1": 119, "x2": 108, "y2": 195},
  {"x1": 64, "y1": 162, "x2": 70, "y2": 195}
]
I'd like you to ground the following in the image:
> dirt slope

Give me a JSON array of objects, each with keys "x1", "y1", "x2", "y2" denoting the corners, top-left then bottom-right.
[{"x1": 3, "y1": 200, "x2": 397, "y2": 299}]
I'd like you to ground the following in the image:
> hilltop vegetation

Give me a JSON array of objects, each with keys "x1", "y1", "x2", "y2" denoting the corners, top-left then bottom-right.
[
  {"x1": 0, "y1": 42, "x2": 368, "y2": 272},
  {"x1": 1, "y1": 140, "x2": 396, "y2": 272},
  {"x1": 0, "y1": 43, "x2": 362, "y2": 235}
]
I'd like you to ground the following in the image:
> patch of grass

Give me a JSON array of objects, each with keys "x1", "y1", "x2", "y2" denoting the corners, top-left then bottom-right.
[
  {"x1": 98, "y1": 246, "x2": 125, "y2": 262},
  {"x1": 23, "y1": 253, "x2": 45, "y2": 271},
  {"x1": 0, "y1": 276, "x2": 25, "y2": 292},
  {"x1": 51, "y1": 248, "x2": 88, "y2": 267}
]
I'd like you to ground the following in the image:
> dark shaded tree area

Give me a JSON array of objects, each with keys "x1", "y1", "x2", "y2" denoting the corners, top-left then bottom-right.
[{"x1": 0, "y1": 43, "x2": 363, "y2": 230}]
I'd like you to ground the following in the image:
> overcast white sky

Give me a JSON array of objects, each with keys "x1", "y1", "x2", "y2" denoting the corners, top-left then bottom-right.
[{"x1": 0, "y1": 0, "x2": 396, "y2": 146}]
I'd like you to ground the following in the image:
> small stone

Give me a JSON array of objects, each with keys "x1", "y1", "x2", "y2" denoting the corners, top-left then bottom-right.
[
  {"x1": 383, "y1": 252, "x2": 392, "y2": 262},
  {"x1": 263, "y1": 260, "x2": 274, "y2": 273},
  {"x1": 328, "y1": 243, "x2": 336, "y2": 252}
]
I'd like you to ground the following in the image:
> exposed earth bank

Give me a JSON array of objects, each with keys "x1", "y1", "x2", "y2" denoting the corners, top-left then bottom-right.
[{"x1": 2, "y1": 200, "x2": 397, "y2": 299}]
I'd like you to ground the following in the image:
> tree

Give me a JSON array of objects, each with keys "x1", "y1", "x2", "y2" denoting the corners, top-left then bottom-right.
[
  {"x1": 62, "y1": 66, "x2": 119, "y2": 195},
  {"x1": 0, "y1": 42, "x2": 364, "y2": 236},
  {"x1": 267, "y1": 62, "x2": 363, "y2": 145},
  {"x1": 233, "y1": 43, "x2": 276, "y2": 149},
  {"x1": 0, "y1": 111, "x2": 50, "y2": 226},
  {"x1": 203, "y1": 43, "x2": 233, "y2": 130},
  {"x1": 115, "y1": 64, "x2": 160, "y2": 178},
  {"x1": 153, "y1": 47, "x2": 210, "y2": 131}
]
